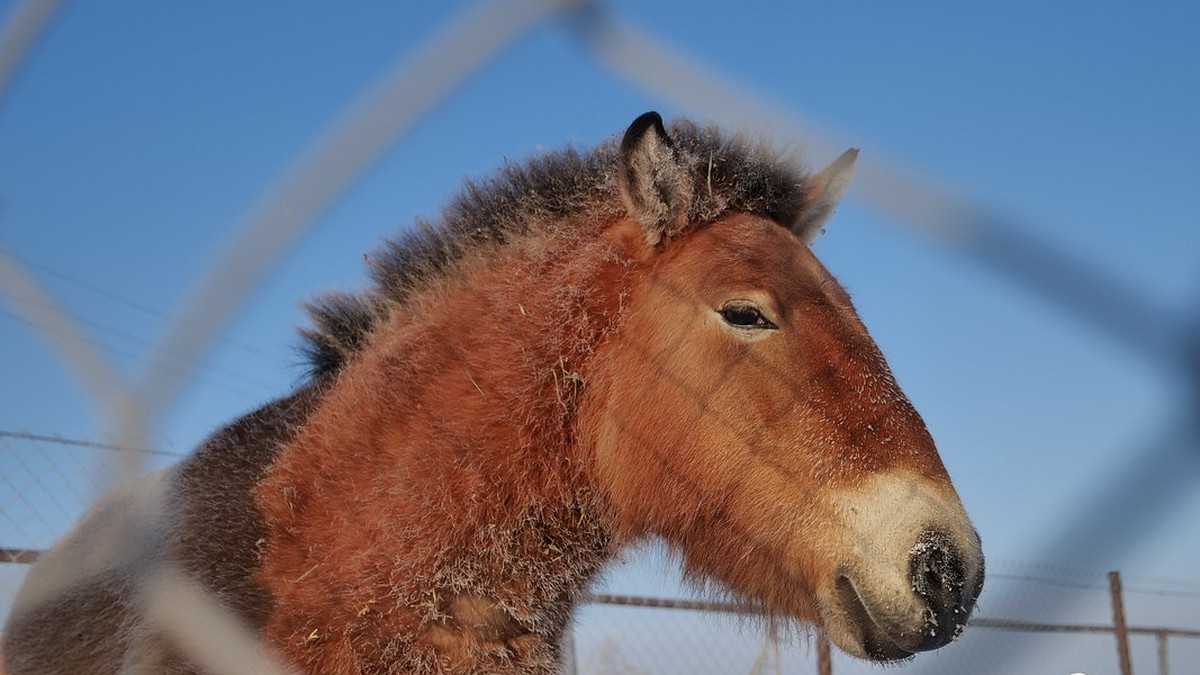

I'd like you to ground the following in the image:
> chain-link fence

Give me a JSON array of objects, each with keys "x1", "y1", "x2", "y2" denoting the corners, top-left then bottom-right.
[
  {"x1": 0, "y1": 432, "x2": 183, "y2": 619},
  {"x1": 572, "y1": 586, "x2": 1200, "y2": 675},
  {"x1": 0, "y1": 431, "x2": 181, "y2": 557}
]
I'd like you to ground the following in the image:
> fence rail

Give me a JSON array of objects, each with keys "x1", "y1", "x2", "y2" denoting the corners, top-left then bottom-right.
[
  {"x1": 579, "y1": 591, "x2": 1200, "y2": 675},
  {"x1": 583, "y1": 592, "x2": 1200, "y2": 640},
  {"x1": 0, "y1": 549, "x2": 38, "y2": 564}
]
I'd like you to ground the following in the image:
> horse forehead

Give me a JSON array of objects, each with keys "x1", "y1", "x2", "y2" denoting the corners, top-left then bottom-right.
[{"x1": 676, "y1": 216, "x2": 827, "y2": 290}]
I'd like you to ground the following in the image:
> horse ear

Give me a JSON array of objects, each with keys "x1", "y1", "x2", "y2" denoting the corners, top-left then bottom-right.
[
  {"x1": 618, "y1": 111, "x2": 693, "y2": 246},
  {"x1": 792, "y1": 148, "x2": 859, "y2": 243}
]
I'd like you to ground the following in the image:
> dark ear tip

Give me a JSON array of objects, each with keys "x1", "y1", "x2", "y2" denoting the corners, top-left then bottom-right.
[{"x1": 621, "y1": 111, "x2": 668, "y2": 153}]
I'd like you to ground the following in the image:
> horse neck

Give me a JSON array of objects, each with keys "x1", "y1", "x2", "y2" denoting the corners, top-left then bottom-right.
[{"x1": 254, "y1": 228, "x2": 631, "y2": 663}]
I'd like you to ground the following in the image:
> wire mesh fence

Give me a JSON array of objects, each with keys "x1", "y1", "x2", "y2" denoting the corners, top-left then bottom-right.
[
  {"x1": 571, "y1": 591, "x2": 1200, "y2": 675},
  {"x1": 0, "y1": 431, "x2": 181, "y2": 556}
]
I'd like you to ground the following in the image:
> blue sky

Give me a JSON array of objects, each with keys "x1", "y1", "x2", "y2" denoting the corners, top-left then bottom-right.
[{"x1": 1, "y1": 1, "x2": 1198, "y2": 671}]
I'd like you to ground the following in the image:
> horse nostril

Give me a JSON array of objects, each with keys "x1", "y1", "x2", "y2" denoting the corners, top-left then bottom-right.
[{"x1": 908, "y1": 530, "x2": 975, "y2": 651}]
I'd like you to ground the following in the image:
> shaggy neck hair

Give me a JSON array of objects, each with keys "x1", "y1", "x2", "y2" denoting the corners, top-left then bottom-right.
[{"x1": 300, "y1": 119, "x2": 811, "y2": 378}]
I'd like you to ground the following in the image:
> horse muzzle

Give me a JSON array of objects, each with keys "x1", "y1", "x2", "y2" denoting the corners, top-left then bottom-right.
[
  {"x1": 818, "y1": 473, "x2": 985, "y2": 661},
  {"x1": 828, "y1": 529, "x2": 983, "y2": 660}
]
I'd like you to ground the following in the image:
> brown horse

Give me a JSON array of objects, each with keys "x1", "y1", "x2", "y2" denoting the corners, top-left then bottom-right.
[{"x1": 2, "y1": 112, "x2": 983, "y2": 674}]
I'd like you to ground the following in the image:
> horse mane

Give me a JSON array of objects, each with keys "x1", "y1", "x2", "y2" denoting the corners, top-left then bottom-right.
[{"x1": 300, "y1": 119, "x2": 813, "y2": 378}]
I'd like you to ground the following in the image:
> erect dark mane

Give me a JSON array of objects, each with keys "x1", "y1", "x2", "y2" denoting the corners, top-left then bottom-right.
[{"x1": 300, "y1": 118, "x2": 814, "y2": 378}]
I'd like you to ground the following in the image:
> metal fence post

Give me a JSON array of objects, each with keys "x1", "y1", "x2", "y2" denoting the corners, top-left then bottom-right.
[
  {"x1": 1109, "y1": 570, "x2": 1134, "y2": 675},
  {"x1": 816, "y1": 632, "x2": 832, "y2": 675},
  {"x1": 1156, "y1": 630, "x2": 1168, "y2": 675}
]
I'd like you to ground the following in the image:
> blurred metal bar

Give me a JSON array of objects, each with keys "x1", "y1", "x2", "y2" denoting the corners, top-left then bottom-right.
[
  {"x1": 0, "y1": 0, "x2": 65, "y2": 109},
  {"x1": 142, "y1": 567, "x2": 298, "y2": 675},
  {"x1": 0, "y1": 248, "x2": 129, "y2": 418},
  {"x1": 964, "y1": 218, "x2": 1190, "y2": 374},
  {"x1": 575, "y1": 8, "x2": 1190, "y2": 373},
  {"x1": 135, "y1": 0, "x2": 582, "y2": 432}
]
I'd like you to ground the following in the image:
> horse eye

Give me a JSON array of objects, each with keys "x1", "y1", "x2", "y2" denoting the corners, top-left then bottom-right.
[{"x1": 718, "y1": 303, "x2": 777, "y2": 329}]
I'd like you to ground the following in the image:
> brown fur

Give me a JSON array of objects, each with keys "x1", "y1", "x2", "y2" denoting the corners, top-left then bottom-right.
[
  {"x1": 255, "y1": 221, "x2": 629, "y2": 673},
  {"x1": 2, "y1": 113, "x2": 982, "y2": 674}
]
